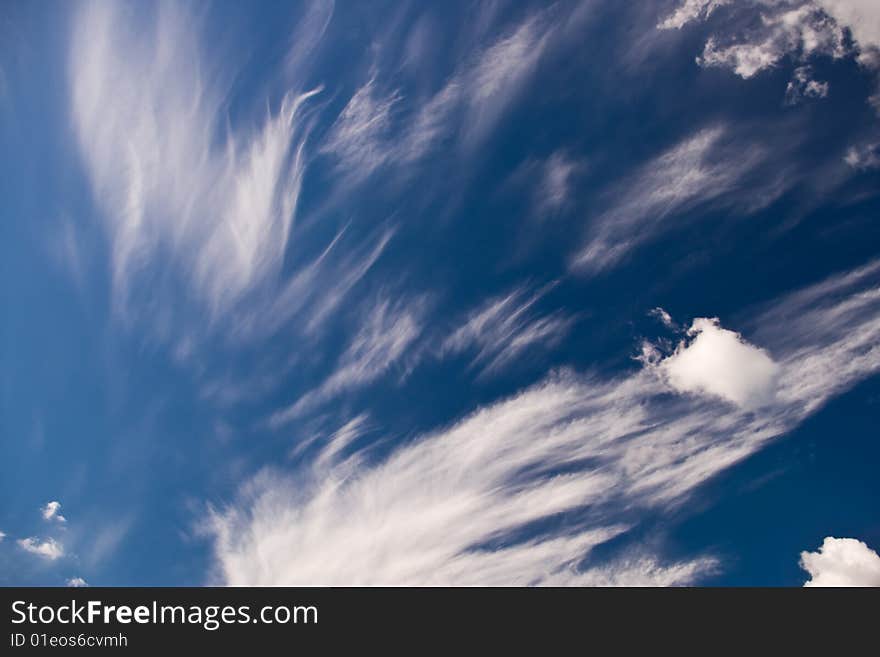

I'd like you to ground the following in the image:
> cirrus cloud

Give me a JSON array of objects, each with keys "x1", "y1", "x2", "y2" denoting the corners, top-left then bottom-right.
[{"x1": 207, "y1": 260, "x2": 880, "y2": 586}]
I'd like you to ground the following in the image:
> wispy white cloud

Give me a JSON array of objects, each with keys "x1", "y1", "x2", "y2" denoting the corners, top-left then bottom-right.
[
  {"x1": 534, "y1": 152, "x2": 582, "y2": 217},
  {"x1": 66, "y1": 576, "x2": 88, "y2": 587},
  {"x1": 800, "y1": 536, "x2": 880, "y2": 586},
  {"x1": 226, "y1": 225, "x2": 395, "y2": 343},
  {"x1": 81, "y1": 514, "x2": 135, "y2": 571},
  {"x1": 323, "y1": 11, "x2": 558, "y2": 176},
  {"x1": 207, "y1": 260, "x2": 880, "y2": 585},
  {"x1": 41, "y1": 500, "x2": 66, "y2": 523},
  {"x1": 271, "y1": 294, "x2": 427, "y2": 425},
  {"x1": 313, "y1": 413, "x2": 372, "y2": 468},
  {"x1": 506, "y1": 151, "x2": 586, "y2": 221},
  {"x1": 18, "y1": 537, "x2": 64, "y2": 561},
  {"x1": 398, "y1": 12, "x2": 553, "y2": 160},
  {"x1": 442, "y1": 284, "x2": 574, "y2": 378},
  {"x1": 814, "y1": 0, "x2": 880, "y2": 63},
  {"x1": 572, "y1": 126, "x2": 766, "y2": 274},
  {"x1": 659, "y1": 0, "x2": 731, "y2": 30},
  {"x1": 0, "y1": 530, "x2": 5, "y2": 542},
  {"x1": 563, "y1": 555, "x2": 720, "y2": 586},
  {"x1": 649, "y1": 307, "x2": 677, "y2": 329},
  {"x1": 321, "y1": 77, "x2": 401, "y2": 179},
  {"x1": 70, "y1": 2, "x2": 320, "y2": 320}
]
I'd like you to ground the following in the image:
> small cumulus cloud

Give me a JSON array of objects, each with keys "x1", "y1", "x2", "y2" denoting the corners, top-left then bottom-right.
[
  {"x1": 785, "y1": 66, "x2": 829, "y2": 105},
  {"x1": 270, "y1": 294, "x2": 427, "y2": 425},
  {"x1": 800, "y1": 537, "x2": 880, "y2": 586},
  {"x1": 18, "y1": 537, "x2": 65, "y2": 561},
  {"x1": 66, "y1": 577, "x2": 88, "y2": 587},
  {"x1": 697, "y1": 5, "x2": 847, "y2": 80},
  {"x1": 662, "y1": 0, "x2": 880, "y2": 107},
  {"x1": 844, "y1": 141, "x2": 880, "y2": 169},
  {"x1": 658, "y1": 0, "x2": 730, "y2": 31},
  {"x1": 649, "y1": 307, "x2": 677, "y2": 329},
  {"x1": 42, "y1": 500, "x2": 66, "y2": 523},
  {"x1": 656, "y1": 317, "x2": 780, "y2": 409},
  {"x1": 814, "y1": 0, "x2": 880, "y2": 65},
  {"x1": 70, "y1": 2, "x2": 321, "y2": 324}
]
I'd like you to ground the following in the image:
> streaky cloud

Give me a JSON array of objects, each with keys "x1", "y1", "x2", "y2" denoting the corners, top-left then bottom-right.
[
  {"x1": 572, "y1": 126, "x2": 766, "y2": 274},
  {"x1": 207, "y1": 260, "x2": 880, "y2": 585},
  {"x1": 70, "y1": 2, "x2": 320, "y2": 321},
  {"x1": 442, "y1": 283, "x2": 574, "y2": 378},
  {"x1": 270, "y1": 293, "x2": 428, "y2": 425}
]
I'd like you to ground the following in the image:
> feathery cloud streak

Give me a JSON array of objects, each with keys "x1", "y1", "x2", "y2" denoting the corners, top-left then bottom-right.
[
  {"x1": 572, "y1": 127, "x2": 766, "y2": 273},
  {"x1": 208, "y1": 260, "x2": 880, "y2": 585},
  {"x1": 442, "y1": 284, "x2": 574, "y2": 378},
  {"x1": 70, "y1": 2, "x2": 319, "y2": 319}
]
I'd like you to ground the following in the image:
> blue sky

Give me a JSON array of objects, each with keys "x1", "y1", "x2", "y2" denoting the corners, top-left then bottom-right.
[{"x1": 1, "y1": 0, "x2": 880, "y2": 587}]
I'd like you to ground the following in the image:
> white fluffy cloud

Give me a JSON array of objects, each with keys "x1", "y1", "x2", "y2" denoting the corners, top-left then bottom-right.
[
  {"x1": 659, "y1": 317, "x2": 780, "y2": 409},
  {"x1": 815, "y1": 0, "x2": 880, "y2": 62},
  {"x1": 41, "y1": 500, "x2": 66, "y2": 523},
  {"x1": 208, "y1": 260, "x2": 880, "y2": 585},
  {"x1": 66, "y1": 577, "x2": 88, "y2": 587},
  {"x1": 535, "y1": 152, "x2": 580, "y2": 216},
  {"x1": 660, "y1": 0, "x2": 880, "y2": 104},
  {"x1": 659, "y1": 0, "x2": 731, "y2": 30},
  {"x1": 800, "y1": 537, "x2": 880, "y2": 586},
  {"x1": 18, "y1": 537, "x2": 64, "y2": 561},
  {"x1": 697, "y1": 4, "x2": 847, "y2": 79}
]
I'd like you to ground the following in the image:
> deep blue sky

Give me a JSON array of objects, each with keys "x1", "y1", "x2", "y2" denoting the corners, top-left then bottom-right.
[{"x1": 1, "y1": 0, "x2": 879, "y2": 586}]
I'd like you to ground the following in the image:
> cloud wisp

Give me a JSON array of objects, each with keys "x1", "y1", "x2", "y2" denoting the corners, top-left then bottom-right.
[
  {"x1": 654, "y1": 317, "x2": 781, "y2": 409},
  {"x1": 270, "y1": 294, "x2": 427, "y2": 425},
  {"x1": 660, "y1": 0, "x2": 880, "y2": 106},
  {"x1": 70, "y1": 2, "x2": 320, "y2": 322},
  {"x1": 572, "y1": 127, "x2": 765, "y2": 274},
  {"x1": 41, "y1": 500, "x2": 67, "y2": 523},
  {"x1": 207, "y1": 260, "x2": 880, "y2": 585},
  {"x1": 441, "y1": 283, "x2": 574, "y2": 378}
]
